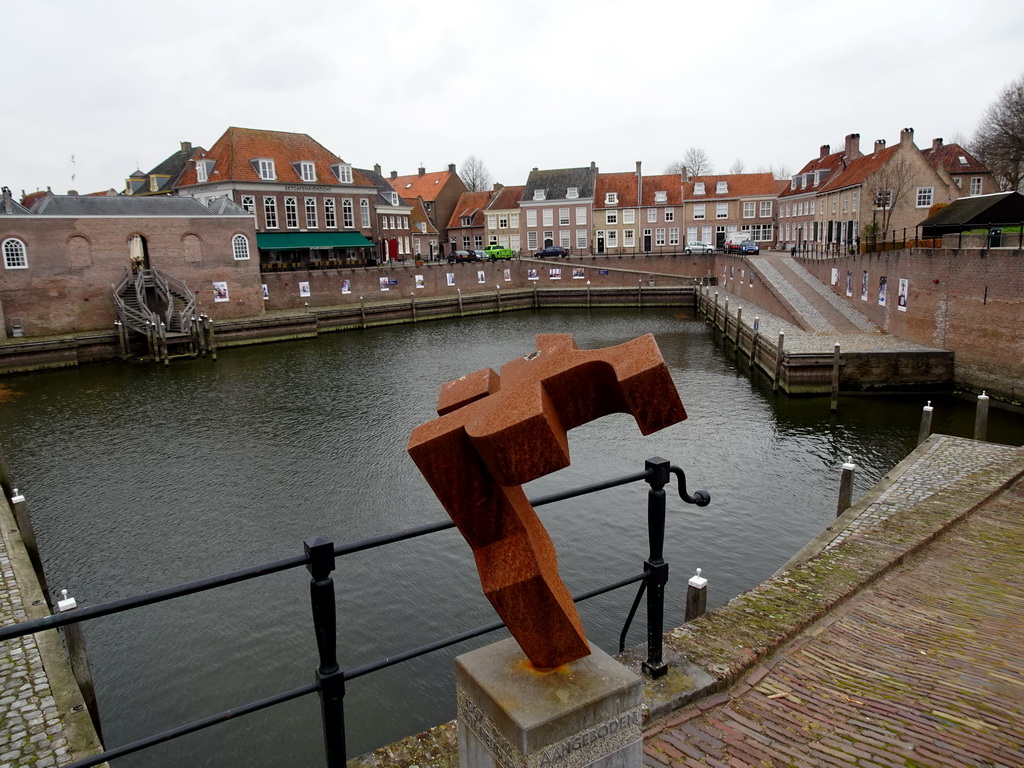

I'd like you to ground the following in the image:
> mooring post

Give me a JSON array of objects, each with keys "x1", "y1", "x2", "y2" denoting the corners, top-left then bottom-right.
[
  {"x1": 359, "y1": 297, "x2": 366, "y2": 329},
  {"x1": 837, "y1": 456, "x2": 856, "y2": 516},
  {"x1": 773, "y1": 331, "x2": 785, "y2": 392},
  {"x1": 305, "y1": 536, "x2": 346, "y2": 768},
  {"x1": 735, "y1": 306, "x2": 743, "y2": 346},
  {"x1": 918, "y1": 401, "x2": 933, "y2": 445},
  {"x1": 830, "y1": 343, "x2": 841, "y2": 412},
  {"x1": 410, "y1": 292, "x2": 417, "y2": 322},
  {"x1": 56, "y1": 590, "x2": 102, "y2": 741},
  {"x1": 638, "y1": 279, "x2": 643, "y2": 308},
  {"x1": 10, "y1": 489, "x2": 50, "y2": 607},
  {"x1": 712, "y1": 292, "x2": 719, "y2": 329},
  {"x1": 723, "y1": 297, "x2": 730, "y2": 336},
  {"x1": 642, "y1": 457, "x2": 670, "y2": 678},
  {"x1": 749, "y1": 317, "x2": 760, "y2": 369},
  {"x1": 685, "y1": 568, "x2": 707, "y2": 623},
  {"x1": 0, "y1": 441, "x2": 14, "y2": 500},
  {"x1": 495, "y1": 284, "x2": 501, "y2": 312},
  {"x1": 586, "y1": 280, "x2": 591, "y2": 309},
  {"x1": 974, "y1": 391, "x2": 989, "y2": 442},
  {"x1": 458, "y1": 287, "x2": 464, "y2": 317}
]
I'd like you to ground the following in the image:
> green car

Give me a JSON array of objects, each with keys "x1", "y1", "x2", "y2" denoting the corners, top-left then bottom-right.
[{"x1": 482, "y1": 244, "x2": 515, "y2": 260}]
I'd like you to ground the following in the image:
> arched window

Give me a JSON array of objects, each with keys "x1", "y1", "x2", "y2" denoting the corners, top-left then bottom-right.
[
  {"x1": 2, "y1": 238, "x2": 27, "y2": 269},
  {"x1": 232, "y1": 234, "x2": 250, "y2": 260}
]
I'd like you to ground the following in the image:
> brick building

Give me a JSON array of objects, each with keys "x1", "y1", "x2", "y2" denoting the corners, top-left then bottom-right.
[
  {"x1": 388, "y1": 165, "x2": 468, "y2": 255},
  {"x1": 519, "y1": 165, "x2": 598, "y2": 254},
  {"x1": 683, "y1": 172, "x2": 777, "y2": 250},
  {"x1": 358, "y1": 165, "x2": 415, "y2": 262},
  {"x1": 447, "y1": 189, "x2": 496, "y2": 254},
  {"x1": 484, "y1": 185, "x2": 524, "y2": 253}
]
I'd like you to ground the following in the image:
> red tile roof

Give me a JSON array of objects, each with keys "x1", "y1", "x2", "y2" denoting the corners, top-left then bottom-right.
[
  {"x1": 405, "y1": 198, "x2": 439, "y2": 235},
  {"x1": 446, "y1": 190, "x2": 494, "y2": 229},
  {"x1": 175, "y1": 126, "x2": 371, "y2": 188},
  {"x1": 390, "y1": 170, "x2": 457, "y2": 202},
  {"x1": 778, "y1": 151, "x2": 847, "y2": 199},
  {"x1": 684, "y1": 173, "x2": 777, "y2": 199},
  {"x1": 817, "y1": 146, "x2": 898, "y2": 193},
  {"x1": 594, "y1": 172, "x2": 640, "y2": 208},
  {"x1": 921, "y1": 142, "x2": 988, "y2": 174},
  {"x1": 640, "y1": 174, "x2": 683, "y2": 206},
  {"x1": 488, "y1": 185, "x2": 525, "y2": 210}
]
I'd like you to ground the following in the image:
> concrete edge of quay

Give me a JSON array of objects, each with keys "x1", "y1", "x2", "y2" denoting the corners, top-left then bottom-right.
[
  {"x1": 0, "y1": 495, "x2": 108, "y2": 767},
  {"x1": 348, "y1": 434, "x2": 1024, "y2": 768}
]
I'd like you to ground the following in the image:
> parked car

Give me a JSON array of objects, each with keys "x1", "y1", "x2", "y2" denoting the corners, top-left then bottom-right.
[
  {"x1": 535, "y1": 246, "x2": 568, "y2": 258},
  {"x1": 482, "y1": 244, "x2": 515, "y2": 260},
  {"x1": 724, "y1": 237, "x2": 746, "y2": 254},
  {"x1": 470, "y1": 249, "x2": 492, "y2": 261},
  {"x1": 740, "y1": 240, "x2": 760, "y2": 255},
  {"x1": 447, "y1": 250, "x2": 477, "y2": 263},
  {"x1": 684, "y1": 241, "x2": 715, "y2": 255}
]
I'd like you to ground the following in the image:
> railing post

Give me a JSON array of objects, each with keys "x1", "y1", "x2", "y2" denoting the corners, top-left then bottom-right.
[
  {"x1": 918, "y1": 401, "x2": 933, "y2": 446},
  {"x1": 56, "y1": 589, "x2": 103, "y2": 740},
  {"x1": 837, "y1": 456, "x2": 856, "y2": 516},
  {"x1": 305, "y1": 536, "x2": 346, "y2": 768},
  {"x1": 974, "y1": 391, "x2": 989, "y2": 442},
  {"x1": 685, "y1": 568, "x2": 707, "y2": 622},
  {"x1": 642, "y1": 457, "x2": 670, "y2": 679}
]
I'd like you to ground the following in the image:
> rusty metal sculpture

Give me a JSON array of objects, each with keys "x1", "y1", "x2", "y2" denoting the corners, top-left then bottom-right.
[{"x1": 407, "y1": 334, "x2": 686, "y2": 669}]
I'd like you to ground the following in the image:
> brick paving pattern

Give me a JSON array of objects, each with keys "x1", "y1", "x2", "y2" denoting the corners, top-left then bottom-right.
[
  {"x1": 0, "y1": 534, "x2": 71, "y2": 767},
  {"x1": 644, "y1": 473, "x2": 1024, "y2": 767}
]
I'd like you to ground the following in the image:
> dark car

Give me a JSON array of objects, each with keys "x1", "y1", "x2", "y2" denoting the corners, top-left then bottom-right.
[
  {"x1": 470, "y1": 249, "x2": 491, "y2": 261},
  {"x1": 447, "y1": 250, "x2": 477, "y2": 263},
  {"x1": 535, "y1": 246, "x2": 568, "y2": 258},
  {"x1": 739, "y1": 240, "x2": 760, "y2": 255}
]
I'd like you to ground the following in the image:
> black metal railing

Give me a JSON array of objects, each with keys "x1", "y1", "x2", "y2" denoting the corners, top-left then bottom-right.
[
  {"x1": 789, "y1": 221, "x2": 1024, "y2": 258},
  {"x1": 0, "y1": 457, "x2": 709, "y2": 768}
]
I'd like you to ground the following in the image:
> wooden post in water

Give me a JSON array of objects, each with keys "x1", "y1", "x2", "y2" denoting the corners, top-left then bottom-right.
[
  {"x1": 0, "y1": 441, "x2": 14, "y2": 500},
  {"x1": 685, "y1": 568, "x2": 707, "y2": 622},
  {"x1": 723, "y1": 298, "x2": 730, "y2": 336},
  {"x1": 586, "y1": 280, "x2": 591, "y2": 309},
  {"x1": 735, "y1": 306, "x2": 742, "y2": 346},
  {"x1": 773, "y1": 331, "x2": 784, "y2": 392},
  {"x1": 205, "y1": 316, "x2": 217, "y2": 361},
  {"x1": 10, "y1": 489, "x2": 51, "y2": 607},
  {"x1": 56, "y1": 590, "x2": 102, "y2": 741},
  {"x1": 749, "y1": 317, "x2": 759, "y2": 369},
  {"x1": 974, "y1": 391, "x2": 989, "y2": 441},
  {"x1": 458, "y1": 288, "x2": 464, "y2": 317},
  {"x1": 918, "y1": 401, "x2": 933, "y2": 445},
  {"x1": 712, "y1": 292, "x2": 719, "y2": 330},
  {"x1": 359, "y1": 297, "x2": 367, "y2": 329},
  {"x1": 495, "y1": 285, "x2": 501, "y2": 312},
  {"x1": 830, "y1": 343, "x2": 840, "y2": 412},
  {"x1": 410, "y1": 293, "x2": 417, "y2": 322},
  {"x1": 837, "y1": 457, "x2": 856, "y2": 516}
]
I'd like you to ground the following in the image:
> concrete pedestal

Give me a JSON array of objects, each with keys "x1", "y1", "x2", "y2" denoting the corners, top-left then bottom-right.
[{"x1": 455, "y1": 638, "x2": 642, "y2": 768}]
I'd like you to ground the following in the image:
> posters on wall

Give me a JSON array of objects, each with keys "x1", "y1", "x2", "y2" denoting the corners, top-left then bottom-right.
[
  {"x1": 846, "y1": 271, "x2": 853, "y2": 297},
  {"x1": 299, "y1": 282, "x2": 311, "y2": 298},
  {"x1": 213, "y1": 282, "x2": 229, "y2": 302},
  {"x1": 528, "y1": 269, "x2": 539, "y2": 281},
  {"x1": 878, "y1": 276, "x2": 888, "y2": 306},
  {"x1": 415, "y1": 275, "x2": 425, "y2": 289},
  {"x1": 573, "y1": 268, "x2": 585, "y2": 279},
  {"x1": 341, "y1": 279, "x2": 351, "y2": 294},
  {"x1": 861, "y1": 272, "x2": 868, "y2": 301},
  {"x1": 446, "y1": 273, "x2": 455, "y2": 287},
  {"x1": 831, "y1": 268, "x2": 839, "y2": 285},
  {"x1": 503, "y1": 268, "x2": 511, "y2": 282},
  {"x1": 550, "y1": 268, "x2": 562, "y2": 280},
  {"x1": 261, "y1": 284, "x2": 269, "y2": 301},
  {"x1": 477, "y1": 271, "x2": 486, "y2": 284},
  {"x1": 898, "y1": 278, "x2": 908, "y2": 311},
  {"x1": 379, "y1": 277, "x2": 390, "y2": 291}
]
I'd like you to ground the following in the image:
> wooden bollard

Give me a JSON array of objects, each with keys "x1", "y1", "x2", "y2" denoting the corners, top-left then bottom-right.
[
  {"x1": 749, "y1": 317, "x2": 760, "y2": 369},
  {"x1": 837, "y1": 457, "x2": 856, "y2": 516},
  {"x1": 918, "y1": 401, "x2": 933, "y2": 446},
  {"x1": 712, "y1": 292, "x2": 719, "y2": 329},
  {"x1": 10, "y1": 489, "x2": 50, "y2": 607},
  {"x1": 458, "y1": 288, "x2": 464, "y2": 316},
  {"x1": 773, "y1": 331, "x2": 785, "y2": 392},
  {"x1": 974, "y1": 391, "x2": 989, "y2": 442},
  {"x1": 205, "y1": 316, "x2": 217, "y2": 361},
  {"x1": 685, "y1": 568, "x2": 708, "y2": 622},
  {"x1": 723, "y1": 298, "x2": 730, "y2": 335},
  {"x1": 56, "y1": 590, "x2": 103, "y2": 741},
  {"x1": 359, "y1": 297, "x2": 367, "y2": 329},
  {"x1": 830, "y1": 343, "x2": 841, "y2": 413},
  {"x1": 495, "y1": 285, "x2": 502, "y2": 312},
  {"x1": 0, "y1": 441, "x2": 14, "y2": 500},
  {"x1": 410, "y1": 293, "x2": 417, "y2": 322},
  {"x1": 735, "y1": 306, "x2": 742, "y2": 345}
]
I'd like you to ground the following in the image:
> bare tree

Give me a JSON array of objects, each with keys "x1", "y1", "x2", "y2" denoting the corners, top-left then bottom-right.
[
  {"x1": 664, "y1": 160, "x2": 686, "y2": 175},
  {"x1": 729, "y1": 158, "x2": 745, "y2": 175},
  {"x1": 683, "y1": 147, "x2": 713, "y2": 177},
  {"x1": 461, "y1": 155, "x2": 493, "y2": 192},
  {"x1": 972, "y1": 74, "x2": 1024, "y2": 192},
  {"x1": 864, "y1": 153, "x2": 916, "y2": 236}
]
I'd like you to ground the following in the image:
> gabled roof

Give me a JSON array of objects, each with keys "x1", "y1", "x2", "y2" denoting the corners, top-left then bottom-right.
[
  {"x1": 1, "y1": 188, "x2": 30, "y2": 214},
  {"x1": 134, "y1": 142, "x2": 204, "y2": 194},
  {"x1": 521, "y1": 166, "x2": 597, "y2": 202},
  {"x1": 919, "y1": 191, "x2": 1024, "y2": 229},
  {"x1": 29, "y1": 193, "x2": 247, "y2": 216},
  {"x1": 447, "y1": 190, "x2": 494, "y2": 229},
  {"x1": 594, "y1": 172, "x2": 640, "y2": 208},
  {"x1": 357, "y1": 167, "x2": 412, "y2": 209},
  {"x1": 390, "y1": 169, "x2": 459, "y2": 202},
  {"x1": 921, "y1": 141, "x2": 989, "y2": 175},
  {"x1": 778, "y1": 150, "x2": 847, "y2": 199},
  {"x1": 405, "y1": 197, "x2": 439, "y2": 235},
  {"x1": 684, "y1": 173, "x2": 777, "y2": 199},
  {"x1": 817, "y1": 146, "x2": 898, "y2": 193},
  {"x1": 641, "y1": 174, "x2": 683, "y2": 206},
  {"x1": 488, "y1": 185, "x2": 524, "y2": 210},
  {"x1": 176, "y1": 127, "x2": 372, "y2": 188}
]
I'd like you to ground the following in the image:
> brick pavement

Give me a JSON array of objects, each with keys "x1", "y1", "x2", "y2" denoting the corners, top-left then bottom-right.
[{"x1": 644, "y1": 442, "x2": 1024, "y2": 767}]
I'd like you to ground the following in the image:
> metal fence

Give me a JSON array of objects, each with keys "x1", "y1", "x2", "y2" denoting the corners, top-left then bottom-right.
[
  {"x1": 788, "y1": 222, "x2": 1024, "y2": 258},
  {"x1": 0, "y1": 457, "x2": 709, "y2": 768}
]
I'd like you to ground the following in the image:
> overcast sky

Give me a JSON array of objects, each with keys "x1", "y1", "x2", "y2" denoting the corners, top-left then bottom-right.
[{"x1": 4, "y1": 0, "x2": 1022, "y2": 199}]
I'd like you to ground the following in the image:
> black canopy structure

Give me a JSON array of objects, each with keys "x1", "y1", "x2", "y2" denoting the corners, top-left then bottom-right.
[{"x1": 919, "y1": 191, "x2": 1024, "y2": 237}]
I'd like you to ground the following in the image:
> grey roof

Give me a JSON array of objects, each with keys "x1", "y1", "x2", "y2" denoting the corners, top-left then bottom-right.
[
  {"x1": 356, "y1": 167, "x2": 407, "y2": 207},
  {"x1": 521, "y1": 166, "x2": 597, "y2": 201},
  {"x1": 137, "y1": 143, "x2": 204, "y2": 194},
  {"x1": 919, "y1": 192, "x2": 1024, "y2": 228},
  {"x1": 30, "y1": 194, "x2": 248, "y2": 216},
  {"x1": 206, "y1": 196, "x2": 249, "y2": 215},
  {"x1": 1, "y1": 198, "x2": 31, "y2": 215}
]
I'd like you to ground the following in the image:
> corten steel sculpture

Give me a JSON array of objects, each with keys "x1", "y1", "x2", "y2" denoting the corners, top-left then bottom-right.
[{"x1": 407, "y1": 333, "x2": 687, "y2": 669}]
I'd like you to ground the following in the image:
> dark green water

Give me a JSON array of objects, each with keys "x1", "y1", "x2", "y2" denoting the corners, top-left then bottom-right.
[{"x1": 1, "y1": 308, "x2": 1020, "y2": 766}]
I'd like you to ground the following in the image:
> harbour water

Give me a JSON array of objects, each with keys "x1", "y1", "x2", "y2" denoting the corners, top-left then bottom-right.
[{"x1": 1, "y1": 307, "x2": 1020, "y2": 766}]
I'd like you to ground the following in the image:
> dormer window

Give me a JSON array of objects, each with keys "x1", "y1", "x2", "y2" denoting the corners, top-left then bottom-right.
[
  {"x1": 257, "y1": 159, "x2": 276, "y2": 180},
  {"x1": 149, "y1": 176, "x2": 160, "y2": 192},
  {"x1": 461, "y1": 216, "x2": 473, "y2": 226},
  {"x1": 299, "y1": 162, "x2": 316, "y2": 182},
  {"x1": 716, "y1": 181, "x2": 728, "y2": 194},
  {"x1": 605, "y1": 192, "x2": 618, "y2": 205},
  {"x1": 693, "y1": 182, "x2": 705, "y2": 195},
  {"x1": 335, "y1": 164, "x2": 353, "y2": 184},
  {"x1": 566, "y1": 187, "x2": 579, "y2": 199},
  {"x1": 654, "y1": 190, "x2": 667, "y2": 203},
  {"x1": 196, "y1": 161, "x2": 209, "y2": 183},
  {"x1": 389, "y1": 191, "x2": 399, "y2": 206},
  {"x1": 533, "y1": 189, "x2": 546, "y2": 201}
]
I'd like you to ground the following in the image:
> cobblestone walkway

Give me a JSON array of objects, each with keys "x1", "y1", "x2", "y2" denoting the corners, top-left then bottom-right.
[
  {"x1": 0, "y1": 527, "x2": 71, "y2": 766},
  {"x1": 644, "y1": 452, "x2": 1024, "y2": 767}
]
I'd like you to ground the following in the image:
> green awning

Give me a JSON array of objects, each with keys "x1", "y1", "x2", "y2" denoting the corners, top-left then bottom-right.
[{"x1": 257, "y1": 232, "x2": 375, "y2": 251}]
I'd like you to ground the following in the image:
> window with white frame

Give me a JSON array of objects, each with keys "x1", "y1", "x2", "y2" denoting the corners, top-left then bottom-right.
[
  {"x1": 576, "y1": 229, "x2": 587, "y2": 249},
  {"x1": 241, "y1": 195, "x2": 256, "y2": 214},
  {"x1": 654, "y1": 191, "x2": 667, "y2": 203},
  {"x1": 605, "y1": 192, "x2": 618, "y2": 205},
  {"x1": 490, "y1": 234, "x2": 498, "y2": 244},
  {"x1": 874, "y1": 189, "x2": 893, "y2": 209},
  {"x1": 232, "y1": 234, "x2": 250, "y2": 260},
  {"x1": 565, "y1": 187, "x2": 578, "y2": 199},
  {"x1": 336, "y1": 164, "x2": 353, "y2": 184},
  {"x1": 809, "y1": 200, "x2": 815, "y2": 214},
  {"x1": 916, "y1": 187, "x2": 934, "y2": 208},
  {"x1": 510, "y1": 213, "x2": 519, "y2": 228},
  {"x1": 543, "y1": 231, "x2": 553, "y2": 245},
  {"x1": 342, "y1": 199, "x2": 354, "y2": 227},
  {"x1": 606, "y1": 211, "x2": 618, "y2": 225},
  {"x1": 463, "y1": 236, "x2": 471, "y2": 249},
  {"x1": 716, "y1": 203, "x2": 728, "y2": 218},
  {"x1": 558, "y1": 208, "x2": 570, "y2": 225},
  {"x1": 843, "y1": 194, "x2": 848, "y2": 214},
  {"x1": 196, "y1": 162, "x2": 208, "y2": 183},
  {"x1": 852, "y1": 191, "x2": 858, "y2": 213},
  {"x1": 300, "y1": 162, "x2": 316, "y2": 182},
  {"x1": 533, "y1": 189, "x2": 546, "y2": 201},
  {"x1": 669, "y1": 227, "x2": 679, "y2": 245},
  {"x1": 526, "y1": 209, "x2": 537, "y2": 227},
  {"x1": 389, "y1": 191, "x2": 399, "y2": 206},
  {"x1": 492, "y1": 214, "x2": 504, "y2": 228},
  {"x1": 461, "y1": 216, "x2": 473, "y2": 227},
  {"x1": 954, "y1": 178, "x2": 962, "y2": 188},
  {"x1": 743, "y1": 201, "x2": 755, "y2": 218},
  {"x1": 575, "y1": 207, "x2": 586, "y2": 225},
  {"x1": 716, "y1": 181, "x2": 728, "y2": 194},
  {"x1": 687, "y1": 226, "x2": 698, "y2": 243},
  {"x1": 560, "y1": 231, "x2": 571, "y2": 247},
  {"x1": 970, "y1": 177, "x2": 982, "y2": 195},
  {"x1": 606, "y1": 230, "x2": 618, "y2": 248},
  {"x1": 542, "y1": 209, "x2": 553, "y2": 226},
  {"x1": 647, "y1": 208, "x2": 657, "y2": 223},
  {"x1": 487, "y1": 214, "x2": 497, "y2": 229},
  {"x1": 3, "y1": 238, "x2": 27, "y2": 269},
  {"x1": 360, "y1": 199, "x2": 370, "y2": 228},
  {"x1": 831, "y1": 198, "x2": 837, "y2": 213},
  {"x1": 693, "y1": 204, "x2": 705, "y2": 220},
  {"x1": 263, "y1": 197, "x2": 278, "y2": 228},
  {"x1": 623, "y1": 209, "x2": 635, "y2": 225},
  {"x1": 284, "y1": 197, "x2": 298, "y2": 228},
  {"x1": 476, "y1": 235, "x2": 484, "y2": 248},
  {"x1": 664, "y1": 208, "x2": 675, "y2": 222},
  {"x1": 324, "y1": 198, "x2": 337, "y2": 228},
  {"x1": 655, "y1": 228, "x2": 666, "y2": 246},
  {"x1": 258, "y1": 159, "x2": 276, "y2": 180},
  {"x1": 624, "y1": 229, "x2": 635, "y2": 247},
  {"x1": 305, "y1": 197, "x2": 318, "y2": 228},
  {"x1": 528, "y1": 231, "x2": 538, "y2": 249},
  {"x1": 693, "y1": 182, "x2": 705, "y2": 195}
]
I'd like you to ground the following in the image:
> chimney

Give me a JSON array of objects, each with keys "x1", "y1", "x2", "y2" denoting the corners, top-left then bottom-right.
[
  {"x1": 900, "y1": 127, "x2": 915, "y2": 146},
  {"x1": 180, "y1": 141, "x2": 192, "y2": 152},
  {"x1": 874, "y1": 139, "x2": 886, "y2": 154},
  {"x1": 680, "y1": 165, "x2": 689, "y2": 182},
  {"x1": 67, "y1": 190, "x2": 79, "y2": 196},
  {"x1": 590, "y1": 161, "x2": 596, "y2": 171},
  {"x1": 493, "y1": 182, "x2": 504, "y2": 192},
  {"x1": 448, "y1": 163, "x2": 456, "y2": 174},
  {"x1": 820, "y1": 144, "x2": 831, "y2": 159},
  {"x1": 418, "y1": 167, "x2": 426, "y2": 176},
  {"x1": 374, "y1": 163, "x2": 381, "y2": 175},
  {"x1": 636, "y1": 161, "x2": 642, "y2": 175},
  {"x1": 1, "y1": 186, "x2": 12, "y2": 214},
  {"x1": 390, "y1": 171, "x2": 397, "y2": 180},
  {"x1": 932, "y1": 137, "x2": 942, "y2": 151},
  {"x1": 844, "y1": 133, "x2": 862, "y2": 160}
]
